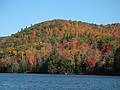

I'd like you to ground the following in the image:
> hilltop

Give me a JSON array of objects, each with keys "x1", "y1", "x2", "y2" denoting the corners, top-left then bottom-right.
[{"x1": 0, "y1": 19, "x2": 120, "y2": 75}]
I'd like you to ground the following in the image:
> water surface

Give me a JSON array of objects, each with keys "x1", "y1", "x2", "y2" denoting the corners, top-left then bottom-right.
[{"x1": 0, "y1": 74, "x2": 120, "y2": 90}]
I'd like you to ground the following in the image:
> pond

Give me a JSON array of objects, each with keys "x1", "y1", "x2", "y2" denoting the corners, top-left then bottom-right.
[{"x1": 0, "y1": 74, "x2": 120, "y2": 90}]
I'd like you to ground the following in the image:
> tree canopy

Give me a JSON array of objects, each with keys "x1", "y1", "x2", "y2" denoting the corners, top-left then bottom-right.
[{"x1": 0, "y1": 19, "x2": 120, "y2": 75}]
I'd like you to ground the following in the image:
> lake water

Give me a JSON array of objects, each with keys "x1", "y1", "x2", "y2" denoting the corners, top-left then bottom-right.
[{"x1": 0, "y1": 74, "x2": 120, "y2": 90}]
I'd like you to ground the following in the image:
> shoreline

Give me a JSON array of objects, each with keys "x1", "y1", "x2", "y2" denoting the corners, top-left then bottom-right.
[{"x1": 0, "y1": 72, "x2": 120, "y2": 76}]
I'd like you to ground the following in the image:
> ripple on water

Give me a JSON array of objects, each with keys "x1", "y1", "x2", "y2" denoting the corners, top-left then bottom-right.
[{"x1": 0, "y1": 74, "x2": 120, "y2": 90}]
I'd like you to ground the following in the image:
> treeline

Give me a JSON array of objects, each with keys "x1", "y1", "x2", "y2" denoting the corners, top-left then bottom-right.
[{"x1": 0, "y1": 19, "x2": 120, "y2": 75}]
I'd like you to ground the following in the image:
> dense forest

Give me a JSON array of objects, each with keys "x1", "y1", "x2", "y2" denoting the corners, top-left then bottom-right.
[{"x1": 0, "y1": 19, "x2": 120, "y2": 75}]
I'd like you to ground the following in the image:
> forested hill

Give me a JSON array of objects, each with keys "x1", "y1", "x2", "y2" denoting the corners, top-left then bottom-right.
[{"x1": 0, "y1": 19, "x2": 120, "y2": 75}]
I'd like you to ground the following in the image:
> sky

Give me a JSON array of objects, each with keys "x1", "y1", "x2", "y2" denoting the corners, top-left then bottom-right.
[{"x1": 0, "y1": 0, "x2": 120, "y2": 36}]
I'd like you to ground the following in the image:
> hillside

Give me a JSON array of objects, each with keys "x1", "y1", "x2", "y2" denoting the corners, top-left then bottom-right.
[{"x1": 0, "y1": 19, "x2": 120, "y2": 75}]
